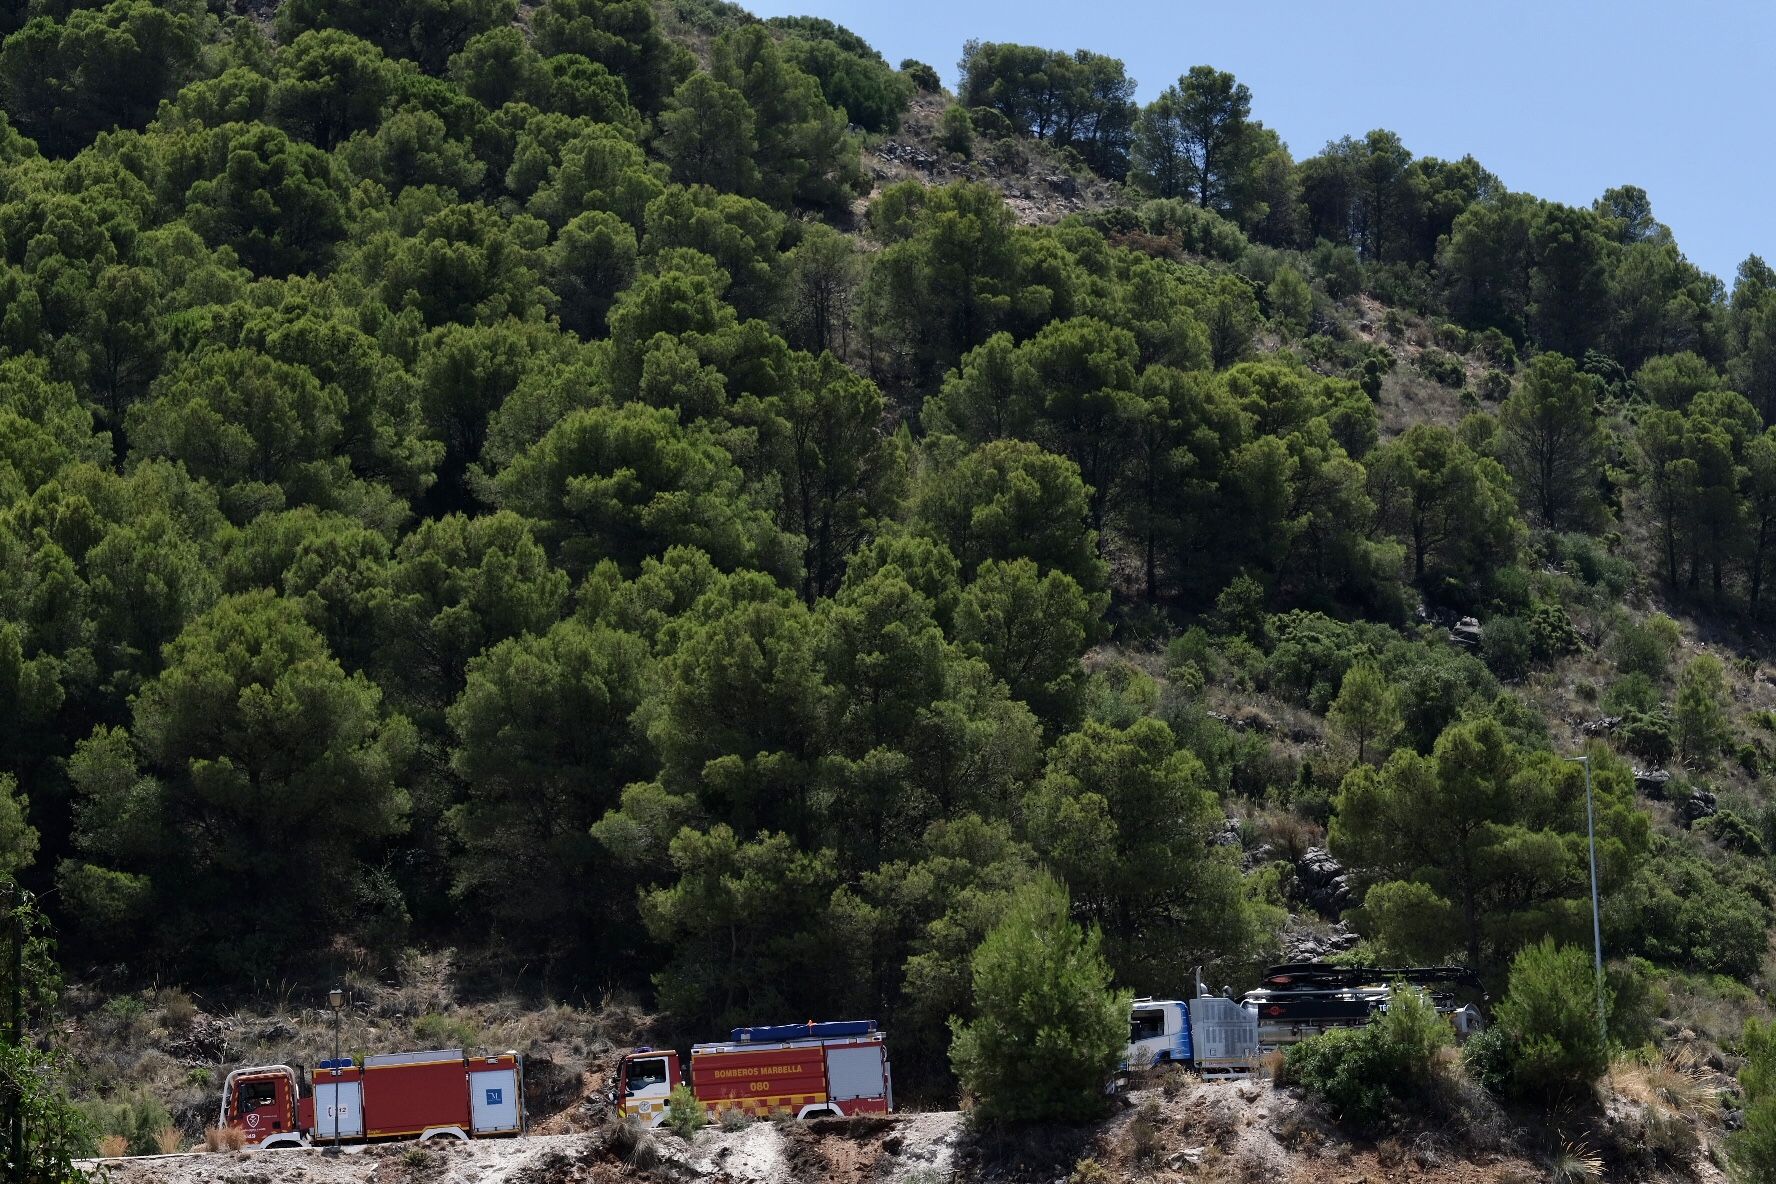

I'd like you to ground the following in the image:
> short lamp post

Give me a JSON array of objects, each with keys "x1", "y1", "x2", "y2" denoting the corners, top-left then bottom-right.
[
  {"x1": 327, "y1": 988, "x2": 345, "y2": 1155},
  {"x1": 1565, "y1": 752, "x2": 1608, "y2": 1050}
]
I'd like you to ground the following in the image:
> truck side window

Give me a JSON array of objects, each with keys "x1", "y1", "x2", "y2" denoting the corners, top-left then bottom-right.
[
  {"x1": 1130, "y1": 1010, "x2": 1165, "y2": 1041},
  {"x1": 625, "y1": 1058, "x2": 667, "y2": 1094}
]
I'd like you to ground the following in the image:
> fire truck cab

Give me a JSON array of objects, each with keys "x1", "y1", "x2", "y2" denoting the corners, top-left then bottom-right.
[
  {"x1": 616, "y1": 1020, "x2": 893, "y2": 1127},
  {"x1": 614, "y1": 1047, "x2": 679, "y2": 1126},
  {"x1": 218, "y1": 1065, "x2": 306, "y2": 1149}
]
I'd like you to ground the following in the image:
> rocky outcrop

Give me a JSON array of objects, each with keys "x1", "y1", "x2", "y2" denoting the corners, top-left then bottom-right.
[
  {"x1": 1449, "y1": 617, "x2": 1483, "y2": 648},
  {"x1": 1283, "y1": 920, "x2": 1361, "y2": 963},
  {"x1": 1295, "y1": 847, "x2": 1354, "y2": 918},
  {"x1": 1634, "y1": 768, "x2": 1673, "y2": 797},
  {"x1": 1681, "y1": 789, "x2": 1718, "y2": 826}
]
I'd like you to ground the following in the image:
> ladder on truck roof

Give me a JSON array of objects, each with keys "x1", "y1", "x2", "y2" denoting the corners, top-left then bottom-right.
[
  {"x1": 726, "y1": 1020, "x2": 878, "y2": 1043},
  {"x1": 1256, "y1": 964, "x2": 1481, "y2": 991}
]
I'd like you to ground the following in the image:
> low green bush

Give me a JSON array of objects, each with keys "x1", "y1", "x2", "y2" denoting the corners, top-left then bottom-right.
[
  {"x1": 900, "y1": 59, "x2": 941, "y2": 91},
  {"x1": 1731, "y1": 1018, "x2": 1776, "y2": 1181},
  {"x1": 1476, "y1": 940, "x2": 1611, "y2": 1102},
  {"x1": 664, "y1": 1083, "x2": 706, "y2": 1138},
  {"x1": 1416, "y1": 347, "x2": 1466, "y2": 388},
  {"x1": 413, "y1": 1012, "x2": 479, "y2": 1049},
  {"x1": 938, "y1": 105, "x2": 973, "y2": 158},
  {"x1": 1281, "y1": 985, "x2": 1449, "y2": 1130}
]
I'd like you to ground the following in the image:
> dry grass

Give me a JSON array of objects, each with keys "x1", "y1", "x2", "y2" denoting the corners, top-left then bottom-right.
[
  {"x1": 155, "y1": 989, "x2": 196, "y2": 1030},
  {"x1": 98, "y1": 1135, "x2": 127, "y2": 1158},
  {"x1": 1125, "y1": 1100, "x2": 1163, "y2": 1164},
  {"x1": 1610, "y1": 1052, "x2": 1720, "y2": 1121},
  {"x1": 1548, "y1": 1138, "x2": 1604, "y2": 1183},
  {"x1": 204, "y1": 1125, "x2": 245, "y2": 1152},
  {"x1": 154, "y1": 1126, "x2": 184, "y2": 1154},
  {"x1": 1248, "y1": 808, "x2": 1323, "y2": 864},
  {"x1": 598, "y1": 1115, "x2": 659, "y2": 1169}
]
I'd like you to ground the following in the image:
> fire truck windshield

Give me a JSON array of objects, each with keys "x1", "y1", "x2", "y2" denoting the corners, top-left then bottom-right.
[
  {"x1": 624, "y1": 1058, "x2": 667, "y2": 1094},
  {"x1": 236, "y1": 1081, "x2": 277, "y2": 1114}
]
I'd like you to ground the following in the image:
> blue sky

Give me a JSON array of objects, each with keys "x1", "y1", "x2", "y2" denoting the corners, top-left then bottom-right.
[{"x1": 745, "y1": 0, "x2": 1771, "y2": 288}]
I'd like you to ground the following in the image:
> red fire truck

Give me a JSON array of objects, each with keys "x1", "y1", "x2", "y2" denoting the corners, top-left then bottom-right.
[
  {"x1": 615, "y1": 1020, "x2": 893, "y2": 1126},
  {"x1": 217, "y1": 1048, "x2": 525, "y2": 1148}
]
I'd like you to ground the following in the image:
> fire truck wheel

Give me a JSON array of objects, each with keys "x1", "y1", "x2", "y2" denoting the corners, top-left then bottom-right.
[{"x1": 418, "y1": 1126, "x2": 469, "y2": 1143}]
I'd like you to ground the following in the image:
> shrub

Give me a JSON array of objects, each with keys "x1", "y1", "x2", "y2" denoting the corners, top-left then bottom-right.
[
  {"x1": 1604, "y1": 957, "x2": 1666, "y2": 1049},
  {"x1": 1527, "y1": 602, "x2": 1582, "y2": 661},
  {"x1": 1374, "y1": 982, "x2": 1453, "y2": 1077},
  {"x1": 1698, "y1": 809, "x2": 1765, "y2": 856},
  {"x1": 1281, "y1": 985, "x2": 1449, "y2": 1131},
  {"x1": 949, "y1": 877, "x2": 1128, "y2": 1123},
  {"x1": 1553, "y1": 533, "x2": 1633, "y2": 596},
  {"x1": 1460, "y1": 1024, "x2": 1512, "y2": 1095},
  {"x1": 1489, "y1": 940, "x2": 1610, "y2": 1101},
  {"x1": 1477, "y1": 328, "x2": 1518, "y2": 370},
  {"x1": 1165, "y1": 626, "x2": 1213, "y2": 674},
  {"x1": 1265, "y1": 610, "x2": 1364, "y2": 710},
  {"x1": 1615, "y1": 710, "x2": 1675, "y2": 764},
  {"x1": 412, "y1": 1012, "x2": 478, "y2": 1049},
  {"x1": 938, "y1": 105, "x2": 973, "y2": 158},
  {"x1": 1602, "y1": 673, "x2": 1661, "y2": 716},
  {"x1": 1284, "y1": 1028, "x2": 1390, "y2": 1129},
  {"x1": 204, "y1": 1126, "x2": 246, "y2": 1152},
  {"x1": 1124, "y1": 1101, "x2": 1163, "y2": 1163},
  {"x1": 900, "y1": 59, "x2": 941, "y2": 91},
  {"x1": 1416, "y1": 347, "x2": 1466, "y2": 388},
  {"x1": 1353, "y1": 881, "x2": 1456, "y2": 964},
  {"x1": 1349, "y1": 346, "x2": 1395, "y2": 398},
  {"x1": 1731, "y1": 1018, "x2": 1776, "y2": 1182},
  {"x1": 967, "y1": 106, "x2": 1013, "y2": 140},
  {"x1": 1314, "y1": 240, "x2": 1363, "y2": 299},
  {"x1": 1607, "y1": 846, "x2": 1772, "y2": 977},
  {"x1": 156, "y1": 989, "x2": 196, "y2": 1029},
  {"x1": 1137, "y1": 199, "x2": 1250, "y2": 262},
  {"x1": 1478, "y1": 370, "x2": 1512, "y2": 401},
  {"x1": 601, "y1": 1115, "x2": 658, "y2": 1168},
  {"x1": 1676, "y1": 654, "x2": 1731, "y2": 766},
  {"x1": 1611, "y1": 614, "x2": 1680, "y2": 681},
  {"x1": 664, "y1": 1083, "x2": 705, "y2": 1138},
  {"x1": 1433, "y1": 322, "x2": 1471, "y2": 352},
  {"x1": 1481, "y1": 615, "x2": 1532, "y2": 681},
  {"x1": 1215, "y1": 573, "x2": 1270, "y2": 643},
  {"x1": 1067, "y1": 1158, "x2": 1111, "y2": 1184}
]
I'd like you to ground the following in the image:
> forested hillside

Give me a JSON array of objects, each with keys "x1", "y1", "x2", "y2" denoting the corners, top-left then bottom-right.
[{"x1": 2, "y1": 0, "x2": 1776, "y2": 1173}]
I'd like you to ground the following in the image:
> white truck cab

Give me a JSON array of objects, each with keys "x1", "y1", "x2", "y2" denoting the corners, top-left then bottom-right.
[{"x1": 1125, "y1": 999, "x2": 1192, "y2": 1069}]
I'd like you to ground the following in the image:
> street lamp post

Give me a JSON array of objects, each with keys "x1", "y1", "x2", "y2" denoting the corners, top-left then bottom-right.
[
  {"x1": 327, "y1": 988, "x2": 344, "y2": 1155},
  {"x1": 1565, "y1": 752, "x2": 1608, "y2": 1048}
]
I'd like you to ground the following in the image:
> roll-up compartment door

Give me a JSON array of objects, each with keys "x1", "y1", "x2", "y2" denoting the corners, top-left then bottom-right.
[{"x1": 825, "y1": 1044, "x2": 885, "y2": 1101}]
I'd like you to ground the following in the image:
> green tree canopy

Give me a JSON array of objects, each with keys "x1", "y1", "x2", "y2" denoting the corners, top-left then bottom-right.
[
  {"x1": 62, "y1": 590, "x2": 413, "y2": 977},
  {"x1": 948, "y1": 875, "x2": 1128, "y2": 1123}
]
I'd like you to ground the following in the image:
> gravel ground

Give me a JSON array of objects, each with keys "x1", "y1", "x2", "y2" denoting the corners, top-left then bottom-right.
[{"x1": 82, "y1": 1113, "x2": 968, "y2": 1184}]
